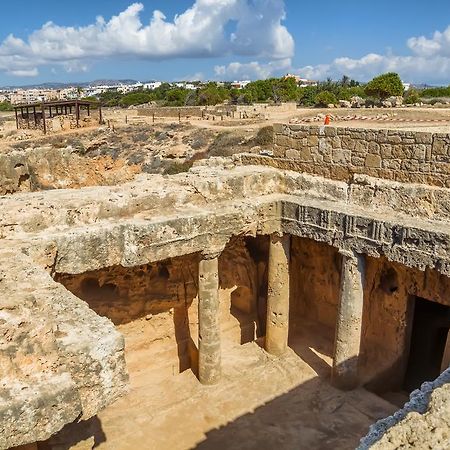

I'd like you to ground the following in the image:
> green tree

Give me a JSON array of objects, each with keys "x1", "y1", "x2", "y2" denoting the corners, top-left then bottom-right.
[
  {"x1": 119, "y1": 92, "x2": 152, "y2": 107},
  {"x1": 314, "y1": 91, "x2": 337, "y2": 107},
  {"x1": 364, "y1": 72, "x2": 404, "y2": 101},
  {"x1": 197, "y1": 83, "x2": 229, "y2": 105},
  {"x1": 164, "y1": 88, "x2": 189, "y2": 106}
]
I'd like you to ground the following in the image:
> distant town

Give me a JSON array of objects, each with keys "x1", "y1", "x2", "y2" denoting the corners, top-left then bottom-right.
[{"x1": 0, "y1": 75, "x2": 319, "y2": 105}]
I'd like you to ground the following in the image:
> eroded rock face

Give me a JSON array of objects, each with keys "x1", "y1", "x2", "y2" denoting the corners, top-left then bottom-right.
[
  {"x1": 359, "y1": 368, "x2": 450, "y2": 449},
  {"x1": 0, "y1": 250, "x2": 128, "y2": 449}
]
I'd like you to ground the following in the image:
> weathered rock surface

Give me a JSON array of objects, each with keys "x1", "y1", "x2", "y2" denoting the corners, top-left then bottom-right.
[
  {"x1": 0, "y1": 250, "x2": 128, "y2": 449},
  {"x1": 359, "y1": 368, "x2": 450, "y2": 449}
]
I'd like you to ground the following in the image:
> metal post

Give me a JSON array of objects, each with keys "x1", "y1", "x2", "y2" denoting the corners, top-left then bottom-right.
[
  {"x1": 41, "y1": 103, "x2": 46, "y2": 134},
  {"x1": 33, "y1": 106, "x2": 37, "y2": 127},
  {"x1": 75, "y1": 101, "x2": 80, "y2": 127},
  {"x1": 99, "y1": 105, "x2": 103, "y2": 124},
  {"x1": 14, "y1": 108, "x2": 18, "y2": 129},
  {"x1": 26, "y1": 107, "x2": 30, "y2": 129}
]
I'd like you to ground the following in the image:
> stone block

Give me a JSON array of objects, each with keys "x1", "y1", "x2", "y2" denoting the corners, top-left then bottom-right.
[
  {"x1": 324, "y1": 127, "x2": 337, "y2": 137},
  {"x1": 351, "y1": 156, "x2": 365, "y2": 167},
  {"x1": 285, "y1": 149, "x2": 300, "y2": 159},
  {"x1": 382, "y1": 159, "x2": 401, "y2": 170},
  {"x1": 331, "y1": 136, "x2": 342, "y2": 148},
  {"x1": 387, "y1": 135, "x2": 403, "y2": 144},
  {"x1": 341, "y1": 136, "x2": 356, "y2": 150},
  {"x1": 368, "y1": 141, "x2": 381, "y2": 155},
  {"x1": 365, "y1": 154, "x2": 382, "y2": 168},
  {"x1": 415, "y1": 132, "x2": 433, "y2": 144},
  {"x1": 412, "y1": 144, "x2": 427, "y2": 161},
  {"x1": 332, "y1": 148, "x2": 351, "y2": 165},
  {"x1": 432, "y1": 138, "x2": 449, "y2": 156},
  {"x1": 354, "y1": 140, "x2": 368, "y2": 153},
  {"x1": 308, "y1": 135, "x2": 319, "y2": 147},
  {"x1": 380, "y1": 144, "x2": 392, "y2": 158}
]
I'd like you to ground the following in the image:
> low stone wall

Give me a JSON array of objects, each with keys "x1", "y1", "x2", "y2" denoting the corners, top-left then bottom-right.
[
  {"x1": 273, "y1": 124, "x2": 450, "y2": 187},
  {"x1": 138, "y1": 106, "x2": 204, "y2": 118}
]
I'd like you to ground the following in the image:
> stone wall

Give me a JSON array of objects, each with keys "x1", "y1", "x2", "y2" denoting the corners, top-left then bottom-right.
[
  {"x1": 138, "y1": 106, "x2": 205, "y2": 118},
  {"x1": 289, "y1": 236, "x2": 450, "y2": 393},
  {"x1": 273, "y1": 124, "x2": 450, "y2": 187}
]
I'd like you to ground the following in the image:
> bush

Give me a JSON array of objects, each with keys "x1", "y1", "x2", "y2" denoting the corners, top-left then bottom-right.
[
  {"x1": 404, "y1": 88, "x2": 421, "y2": 105},
  {"x1": 314, "y1": 91, "x2": 337, "y2": 107},
  {"x1": 364, "y1": 72, "x2": 404, "y2": 100},
  {"x1": 0, "y1": 101, "x2": 13, "y2": 111},
  {"x1": 163, "y1": 161, "x2": 193, "y2": 175},
  {"x1": 119, "y1": 92, "x2": 152, "y2": 107},
  {"x1": 208, "y1": 132, "x2": 243, "y2": 157},
  {"x1": 421, "y1": 86, "x2": 450, "y2": 98},
  {"x1": 252, "y1": 126, "x2": 274, "y2": 146}
]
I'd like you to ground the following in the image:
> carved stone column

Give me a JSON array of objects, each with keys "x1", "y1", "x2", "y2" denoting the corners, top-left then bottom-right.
[
  {"x1": 198, "y1": 255, "x2": 221, "y2": 385},
  {"x1": 332, "y1": 250, "x2": 365, "y2": 390},
  {"x1": 265, "y1": 234, "x2": 290, "y2": 356}
]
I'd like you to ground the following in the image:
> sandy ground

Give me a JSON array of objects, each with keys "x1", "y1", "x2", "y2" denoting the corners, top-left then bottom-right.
[
  {"x1": 2, "y1": 106, "x2": 450, "y2": 151},
  {"x1": 47, "y1": 319, "x2": 396, "y2": 450}
]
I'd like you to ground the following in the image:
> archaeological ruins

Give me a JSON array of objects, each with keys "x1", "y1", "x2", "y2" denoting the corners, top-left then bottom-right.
[{"x1": 1, "y1": 120, "x2": 450, "y2": 449}]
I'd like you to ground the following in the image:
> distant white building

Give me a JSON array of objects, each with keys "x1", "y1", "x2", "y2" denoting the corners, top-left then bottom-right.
[
  {"x1": 231, "y1": 80, "x2": 251, "y2": 89},
  {"x1": 117, "y1": 82, "x2": 143, "y2": 94},
  {"x1": 143, "y1": 81, "x2": 162, "y2": 90},
  {"x1": 402, "y1": 82, "x2": 411, "y2": 91}
]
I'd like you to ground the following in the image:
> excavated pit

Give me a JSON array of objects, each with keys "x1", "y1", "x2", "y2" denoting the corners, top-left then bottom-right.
[{"x1": 2, "y1": 123, "x2": 450, "y2": 450}]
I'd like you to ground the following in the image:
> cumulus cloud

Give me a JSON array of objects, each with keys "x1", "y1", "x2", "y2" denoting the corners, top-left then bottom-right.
[
  {"x1": 214, "y1": 58, "x2": 291, "y2": 79},
  {"x1": 0, "y1": 0, "x2": 294, "y2": 76},
  {"x1": 294, "y1": 25, "x2": 450, "y2": 83}
]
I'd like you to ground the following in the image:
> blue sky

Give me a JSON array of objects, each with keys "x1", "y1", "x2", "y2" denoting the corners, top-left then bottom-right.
[{"x1": 1, "y1": 0, "x2": 450, "y2": 86}]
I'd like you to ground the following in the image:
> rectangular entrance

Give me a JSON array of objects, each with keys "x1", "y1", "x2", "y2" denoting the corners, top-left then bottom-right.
[{"x1": 403, "y1": 297, "x2": 450, "y2": 392}]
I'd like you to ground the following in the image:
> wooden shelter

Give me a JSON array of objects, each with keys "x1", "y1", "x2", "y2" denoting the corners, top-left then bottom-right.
[{"x1": 13, "y1": 99, "x2": 102, "y2": 134}]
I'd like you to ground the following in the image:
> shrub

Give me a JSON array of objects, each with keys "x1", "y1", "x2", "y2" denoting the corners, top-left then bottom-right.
[
  {"x1": 163, "y1": 161, "x2": 193, "y2": 175},
  {"x1": 404, "y1": 88, "x2": 421, "y2": 105},
  {"x1": 208, "y1": 132, "x2": 242, "y2": 157},
  {"x1": 421, "y1": 86, "x2": 450, "y2": 98},
  {"x1": 0, "y1": 101, "x2": 13, "y2": 111},
  {"x1": 314, "y1": 91, "x2": 337, "y2": 107},
  {"x1": 252, "y1": 126, "x2": 274, "y2": 146}
]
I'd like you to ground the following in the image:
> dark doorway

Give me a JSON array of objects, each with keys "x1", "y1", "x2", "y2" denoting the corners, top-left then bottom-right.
[{"x1": 403, "y1": 297, "x2": 450, "y2": 392}]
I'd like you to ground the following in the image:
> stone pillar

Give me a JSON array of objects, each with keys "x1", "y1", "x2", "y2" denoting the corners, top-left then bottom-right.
[
  {"x1": 198, "y1": 255, "x2": 221, "y2": 385},
  {"x1": 332, "y1": 250, "x2": 365, "y2": 390},
  {"x1": 265, "y1": 234, "x2": 290, "y2": 356}
]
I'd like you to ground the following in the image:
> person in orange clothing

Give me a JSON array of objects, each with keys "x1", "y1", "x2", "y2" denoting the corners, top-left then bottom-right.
[{"x1": 324, "y1": 114, "x2": 331, "y2": 125}]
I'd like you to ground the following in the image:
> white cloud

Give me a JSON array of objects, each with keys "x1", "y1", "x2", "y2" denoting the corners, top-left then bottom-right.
[
  {"x1": 0, "y1": 0, "x2": 294, "y2": 77},
  {"x1": 407, "y1": 26, "x2": 450, "y2": 57},
  {"x1": 8, "y1": 68, "x2": 39, "y2": 77},
  {"x1": 294, "y1": 25, "x2": 450, "y2": 83},
  {"x1": 214, "y1": 58, "x2": 291, "y2": 79}
]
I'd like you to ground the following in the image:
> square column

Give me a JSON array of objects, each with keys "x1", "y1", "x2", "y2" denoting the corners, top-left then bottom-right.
[
  {"x1": 265, "y1": 234, "x2": 290, "y2": 356},
  {"x1": 332, "y1": 250, "x2": 365, "y2": 390},
  {"x1": 198, "y1": 256, "x2": 221, "y2": 385}
]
